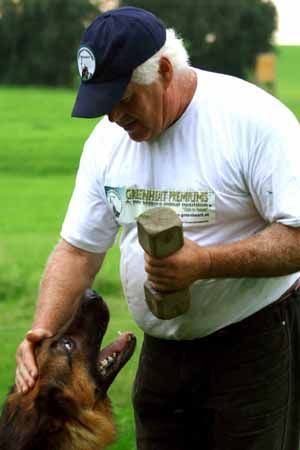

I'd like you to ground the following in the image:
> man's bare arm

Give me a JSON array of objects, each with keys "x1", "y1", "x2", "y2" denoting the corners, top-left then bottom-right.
[
  {"x1": 32, "y1": 239, "x2": 105, "y2": 332},
  {"x1": 145, "y1": 223, "x2": 300, "y2": 291},
  {"x1": 207, "y1": 223, "x2": 300, "y2": 278},
  {"x1": 16, "y1": 239, "x2": 105, "y2": 393}
]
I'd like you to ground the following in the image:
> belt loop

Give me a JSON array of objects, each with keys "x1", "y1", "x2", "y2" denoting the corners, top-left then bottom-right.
[
  {"x1": 292, "y1": 277, "x2": 300, "y2": 296},
  {"x1": 278, "y1": 278, "x2": 300, "y2": 304}
]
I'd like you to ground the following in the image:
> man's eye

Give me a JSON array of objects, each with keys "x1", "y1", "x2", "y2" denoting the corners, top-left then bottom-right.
[{"x1": 121, "y1": 94, "x2": 132, "y2": 104}]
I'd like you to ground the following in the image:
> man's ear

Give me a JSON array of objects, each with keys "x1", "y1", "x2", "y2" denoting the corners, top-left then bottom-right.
[{"x1": 159, "y1": 57, "x2": 173, "y2": 89}]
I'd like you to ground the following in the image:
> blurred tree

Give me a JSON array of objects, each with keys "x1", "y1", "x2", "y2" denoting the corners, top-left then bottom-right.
[
  {"x1": 0, "y1": 0, "x2": 98, "y2": 86},
  {"x1": 124, "y1": 0, "x2": 277, "y2": 79}
]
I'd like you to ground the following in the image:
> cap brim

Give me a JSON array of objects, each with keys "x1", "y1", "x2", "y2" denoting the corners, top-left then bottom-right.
[{"x1": 72, "y1": 76, "x2": 131, "y2": 118}]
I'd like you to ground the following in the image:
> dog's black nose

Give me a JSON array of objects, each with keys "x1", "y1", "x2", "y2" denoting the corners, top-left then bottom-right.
[
  {"x1": 84, "y1": 289, "x2": 102, "y2": 302},
  {"x1": 82, "y1": 289, "x2": 109, "y2": 321}
]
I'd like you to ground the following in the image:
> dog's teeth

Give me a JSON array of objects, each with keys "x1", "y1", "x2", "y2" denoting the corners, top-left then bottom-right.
[
  {"x1": 127, "y1": 335, "x2": 132, "y2": 342},
  {"x1": 99, "y1": 355, "x2": 116, "y2": 370},
  {"x1": 99, "y1": 352, "x2": 119, "y2": 375}
]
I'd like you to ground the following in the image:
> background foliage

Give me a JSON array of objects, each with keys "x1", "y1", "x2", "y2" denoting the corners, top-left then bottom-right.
[
  {"x1": 0, "y1": 0, "x2": 277, "y2": 85},
  {"x1": 0, "y1": 0, "x2": 98, "y2": 86},
  {"x1": 126, "y1": 0, "x2": 278, "y2": 79}
]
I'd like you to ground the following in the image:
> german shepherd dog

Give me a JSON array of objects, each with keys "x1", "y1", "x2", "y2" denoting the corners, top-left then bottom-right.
[{"x1": 0, "y1": 290, "x2": 136, "y2": 450}]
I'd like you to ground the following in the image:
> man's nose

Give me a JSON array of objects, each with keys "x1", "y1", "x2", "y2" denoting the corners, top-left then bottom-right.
[{"x1": 108, "y1": 104, "x2": 124, "y2": 123}]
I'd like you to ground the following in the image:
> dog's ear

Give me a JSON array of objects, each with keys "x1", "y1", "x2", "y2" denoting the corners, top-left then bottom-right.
[
  {"x1": 0, "y1": 386, "x2": 76, "y2": 450},
  {"x1": 0, "y1": 389, "x2": 41, "y2": 450}
]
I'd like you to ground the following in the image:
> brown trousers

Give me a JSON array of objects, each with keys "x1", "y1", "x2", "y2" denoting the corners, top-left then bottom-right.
[{"x1": 133, "y1": 288, "x2": 300, "y2": 450}]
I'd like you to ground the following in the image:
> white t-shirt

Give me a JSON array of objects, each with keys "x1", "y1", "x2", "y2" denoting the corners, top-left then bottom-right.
[{"x1": 61, "y1": 69, "x2": 300, "y2": 340}]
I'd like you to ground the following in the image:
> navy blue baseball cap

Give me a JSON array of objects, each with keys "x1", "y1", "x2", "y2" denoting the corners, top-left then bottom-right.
[{"x1": 72, "y1": 7, "x2": 166, "y2": 118}]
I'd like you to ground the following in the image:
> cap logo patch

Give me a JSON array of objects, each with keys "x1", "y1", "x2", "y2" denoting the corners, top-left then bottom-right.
[{"x1": 77, "y1": 47, "x2": 96, "y2": 81}]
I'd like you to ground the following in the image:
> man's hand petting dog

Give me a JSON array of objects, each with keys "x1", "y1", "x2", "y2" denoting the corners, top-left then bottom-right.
[{"x1": 16, "y1": 328, "x2": 52, "y2": 394}]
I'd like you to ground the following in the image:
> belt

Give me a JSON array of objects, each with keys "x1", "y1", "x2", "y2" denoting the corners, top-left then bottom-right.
[{"x1": 275, "y1": 277, "x2": 300, "y2": 305}]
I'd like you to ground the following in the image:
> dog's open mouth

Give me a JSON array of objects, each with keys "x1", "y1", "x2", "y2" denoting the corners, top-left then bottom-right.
[
  {"x1": 60, "y1": 290, "x2": 137, "y2": 394},
  {"x1": 96, "y1": 331, "x2": 136, "y2": 391}
]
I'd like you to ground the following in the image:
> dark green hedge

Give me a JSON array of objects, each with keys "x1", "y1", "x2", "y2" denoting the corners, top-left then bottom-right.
[
  {"x1": 0, "y1": 0, "x2": 98, "y2": 86},
  {"x1": 0, "y1": 0, "x2": 277, "y2": 86},
  {"x1": 124, "y1": 0, "x2": 278, "y2": 79}
]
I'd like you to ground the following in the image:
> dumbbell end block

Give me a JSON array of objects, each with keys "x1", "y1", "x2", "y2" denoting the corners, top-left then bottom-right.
[
  {"x1": 144, "y1": 281, "x2": 190, "y2": 320},
  {"x1": 137, "y1": 207, "x2": 183, "y2": 259}
]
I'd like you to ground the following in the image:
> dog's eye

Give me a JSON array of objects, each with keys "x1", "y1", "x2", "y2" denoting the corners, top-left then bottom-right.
[
  {"x1": 61, "y1": 337, "x2": 75, "y2": 352},
  {"x1": 60, "y1": 337, "x2": 75, "y2": 352},
  {"x1": 50, "y1": 337, "x2": 76, "y2": 354}
]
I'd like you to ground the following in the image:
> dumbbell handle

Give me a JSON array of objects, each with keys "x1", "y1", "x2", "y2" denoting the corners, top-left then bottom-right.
[{"x1": 137, "y1": 207, "x2": 191, "y2": 320}]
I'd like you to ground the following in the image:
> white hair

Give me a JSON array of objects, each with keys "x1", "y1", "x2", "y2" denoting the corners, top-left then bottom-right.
[{"x1": 131, "y1": 28, "x2": 190, "y2": 85}]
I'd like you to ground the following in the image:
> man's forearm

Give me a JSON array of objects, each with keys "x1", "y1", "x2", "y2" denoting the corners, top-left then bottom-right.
[
  {"x1": 32, "y1": 239, "x2": 105, "y2": 334},
  {"x1": 207, "y1": 223, "x2": 300, "y2": 278},
  {"x1": 145, "y1": 223, "x2": 300, "y2": 291}
]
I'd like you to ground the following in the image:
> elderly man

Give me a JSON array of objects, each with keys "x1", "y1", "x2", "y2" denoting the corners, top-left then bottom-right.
[{"x1": 16, "y1": 6, "x2": 300, "y2": 450}]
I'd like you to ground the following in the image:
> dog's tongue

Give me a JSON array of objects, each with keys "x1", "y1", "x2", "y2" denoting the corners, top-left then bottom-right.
[{"x1": 99, "y1": 332, "x2": 133, "y2": 360}]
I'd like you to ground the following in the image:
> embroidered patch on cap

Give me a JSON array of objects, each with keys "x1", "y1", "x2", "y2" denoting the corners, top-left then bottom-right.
[{"x1": 77, "y1": 47, "x2": 96, "y2": 81}]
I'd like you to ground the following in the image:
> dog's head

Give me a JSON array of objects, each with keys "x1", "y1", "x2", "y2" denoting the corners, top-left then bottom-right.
[{"x1": 0, "y1": 290, "x2": 136, "y2": 450}]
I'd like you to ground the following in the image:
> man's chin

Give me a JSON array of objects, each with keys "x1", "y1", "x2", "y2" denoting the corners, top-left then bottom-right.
[{"x1": 127, "y1": 126, "x2": 157, "y2": 142}]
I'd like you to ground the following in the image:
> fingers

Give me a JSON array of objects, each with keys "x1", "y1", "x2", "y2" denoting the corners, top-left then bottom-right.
[
  {"x1": 148, "y1": 280, "x2": 174, "y2": 292},
  {"x1": 144, "y1": 254, "x2": 172, "y2": 275},
  {"x1": 16, "y1": 339, "x2": 37, "y2": 393},
  {"x1": 15, "y1": 364, "x2": 35, "y2": 394},
  {"x1": 144, "y1": 253, "x2": 176, "y2": 290},
  {"x1": 147, "y1": 268, "x2": 177, "y2": 291},
  {"x1": 145, "y1": 263, "x2": 171, "y2": 288},
  {"x1": 147, "y1": 272, "x2": 172, "y2": 284},
  {"x1": 144, "y1": 263, "x2": 167, "y2": 277},
  {"x1": 144, "y1": 253, "x2": 167, "y2": 268},
  {"x1": 15, "y1": 329, "x2": 52, "y2": 394},
  {"x1": 26, "y1": 328, "x2": 52, "y2": 342}
]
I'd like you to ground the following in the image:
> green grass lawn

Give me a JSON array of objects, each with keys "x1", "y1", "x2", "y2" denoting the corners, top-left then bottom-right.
[
  {"x1": 0, "y1": 88, "x2": 142, "y2": 448},
  {"x1": 0, "y1": 45, "x2": 299, "y2": 449},
  {"x1": 276, "y1": 46, "x2": 300, "y2": 117}
]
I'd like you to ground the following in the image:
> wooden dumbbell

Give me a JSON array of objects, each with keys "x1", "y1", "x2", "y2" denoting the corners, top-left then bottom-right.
[{"x1": 137, "y1": 207, "x2": 191, "y2": 320}]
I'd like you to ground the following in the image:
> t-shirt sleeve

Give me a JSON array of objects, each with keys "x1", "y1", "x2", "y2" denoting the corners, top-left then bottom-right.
[
  {"x1": 61, "y1": 138, "x2": 119, "y2": 253},
  {"x1": 246, "y1": 108, "x2": 300, "y2": 228}
]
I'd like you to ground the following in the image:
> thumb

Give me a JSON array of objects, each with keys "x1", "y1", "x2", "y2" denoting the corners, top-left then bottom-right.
[{"x1": 26, "y1": 328, "x2": 53, "y2": 343}]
